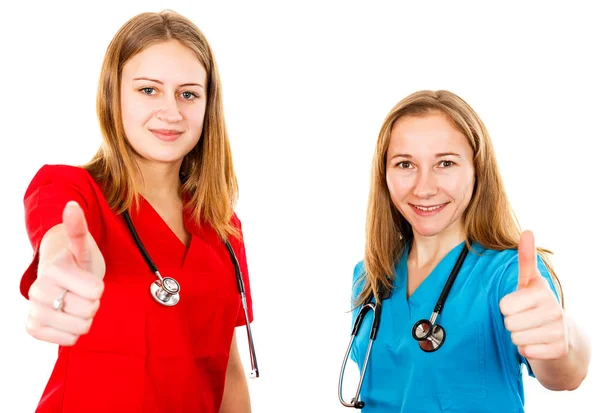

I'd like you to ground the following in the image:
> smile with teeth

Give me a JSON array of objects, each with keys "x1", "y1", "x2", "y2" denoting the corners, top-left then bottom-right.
[{"x1": 412, "y1": 203, "x2": 447, "y2": 211}]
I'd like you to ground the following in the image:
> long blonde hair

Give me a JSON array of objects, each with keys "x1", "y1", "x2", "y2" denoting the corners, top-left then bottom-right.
[
  {"x1": 356, "y1": 90, "x2": 563, "y2": 307},
  {"x1": 84, "y1": 10, "x2": 239, "y2": 240}
]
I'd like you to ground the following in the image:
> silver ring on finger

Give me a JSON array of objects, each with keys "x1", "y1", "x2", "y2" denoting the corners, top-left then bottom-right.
[{"x1": 52, "y1": 289, "x2": 68, "y2": 312}]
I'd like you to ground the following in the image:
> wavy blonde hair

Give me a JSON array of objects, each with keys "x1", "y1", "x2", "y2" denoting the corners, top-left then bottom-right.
[
  {"x1": 356, "y1": 90, "x2": 563, "y2": 307},
  {"x1": 84, "y1": 10, "x2": 238, "y2": 240}
]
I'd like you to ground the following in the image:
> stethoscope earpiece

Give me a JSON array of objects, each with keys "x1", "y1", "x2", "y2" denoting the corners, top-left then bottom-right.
[{"x1": 351, "y1": 398, "x2": 365, "y2": 409}]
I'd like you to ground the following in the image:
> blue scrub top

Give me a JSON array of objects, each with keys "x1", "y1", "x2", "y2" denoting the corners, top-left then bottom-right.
[{"x1": 349, "y1": 241, "x2": 560, "y2": 413}]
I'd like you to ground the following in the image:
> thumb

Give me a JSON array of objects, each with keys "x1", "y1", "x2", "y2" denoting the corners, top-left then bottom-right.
[
  {"x1": 62, "y1": 201, "x2": 93, "y2": 272},
  {"x1": 517, "y1": 230, "x2": 539, "y2": 289}
]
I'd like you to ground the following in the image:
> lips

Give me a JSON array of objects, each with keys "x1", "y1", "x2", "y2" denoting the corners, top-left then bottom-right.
[
  {"x1": 409, "y1": 202, "x2": 449, "y2": 216},
  {"x1": 151, "y1": 129, "x2": 183, "y2": 142},
  {"x1": 412, "y1": 203, "x2": 446, "y2": 211}
]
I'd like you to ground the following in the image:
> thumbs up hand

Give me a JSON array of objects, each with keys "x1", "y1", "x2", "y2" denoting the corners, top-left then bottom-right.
[
  {"x1": 499, "y1": 230, "x2": 567, "y2": 361},
  {"x1": 26, "y1": 201, "x2": 105, "y2": 346}
]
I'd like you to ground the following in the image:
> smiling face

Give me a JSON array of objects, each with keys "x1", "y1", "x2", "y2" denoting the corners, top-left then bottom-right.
[
  {"x1": 120, "y1": 40, "x2": 208, "y2": 167},
  {"x1": 385, "y1": 111, "x2": 475, "y2": 239}
]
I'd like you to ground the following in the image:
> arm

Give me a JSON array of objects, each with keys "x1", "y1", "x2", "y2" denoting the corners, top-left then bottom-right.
[
  {"x1": 527, "y1": 316, "x2": 591, "y2": 390},
  {"x1": 499, "y1": 231, "x2": 591, "y2": 391},
  {"x1": 219, "y1": 333, "x2": 251, "y2": 413}
]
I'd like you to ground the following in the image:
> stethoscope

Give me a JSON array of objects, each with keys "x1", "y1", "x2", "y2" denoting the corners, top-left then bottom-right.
[
  {"x1": 122, "y1": 210, "x2": 260, "y2": 379},
  {"x1": 338, "y1": 244, "x2": 469, "y2": 409}
]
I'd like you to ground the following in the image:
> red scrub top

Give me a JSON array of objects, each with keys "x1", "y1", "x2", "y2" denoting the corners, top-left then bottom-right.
[{"x1": 21, "y1": 164, "x2": 254, "y2": 413}]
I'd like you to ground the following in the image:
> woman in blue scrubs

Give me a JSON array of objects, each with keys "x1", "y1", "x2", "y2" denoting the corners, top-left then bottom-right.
[{"x1": 344, "y1": 90, "x2": 591, "y2": 412}]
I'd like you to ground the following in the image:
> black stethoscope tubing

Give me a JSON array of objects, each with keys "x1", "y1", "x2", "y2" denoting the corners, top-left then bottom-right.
[
  {"x1": 122, "y1": 209, "x2": 259, "y2": 378},
  {"x1": 338, "y1": 243, "x2": 469, "y2": 408}
]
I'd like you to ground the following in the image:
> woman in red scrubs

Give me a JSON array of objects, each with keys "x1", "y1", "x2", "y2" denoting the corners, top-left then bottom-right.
[{"x1": 20, "y1": 10, "x2": 255, "y2": 413}]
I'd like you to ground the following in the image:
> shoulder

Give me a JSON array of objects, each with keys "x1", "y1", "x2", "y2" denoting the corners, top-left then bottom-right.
[
  {"x1": 352, "y1": 260, "x2": 365, "y2": 282},
  {"x1": 230, "y1": 211, "x2": 242, "y2": 229},
  {"x1": 471, "y1": 243, "x2": 554, "y2": 299},
  {"x1": 351, "y1": 260, "x2": 366, "y2": 300},
  {"x1": 471, "y1": 244, "x2": 518, "y2": 288},
  {"x1": 25, "y1": 164, "x2": 97, "y2": 195},
  {"x1": 29, "y1": 164, "x2": 93, "y2": 183},
  {"x1": 472, "y1": 245, "x2": 519, "y2": 276},
  {"x1": 225, "y1": 211, "x2": 246, "y2": 252},
  {"x1": 23, "y1": 164, "x2": 107, "y2": 217}
]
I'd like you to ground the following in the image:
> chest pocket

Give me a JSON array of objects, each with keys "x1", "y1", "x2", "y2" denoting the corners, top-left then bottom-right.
[
  {"x1": 422, "y1": 321, "x2": 487, "y2": 398},
  {"x1": 414, "y1": 285, "x2": 488, "y2": 400}
]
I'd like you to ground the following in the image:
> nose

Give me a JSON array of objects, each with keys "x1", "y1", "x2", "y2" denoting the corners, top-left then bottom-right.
[
  {"x1": 156, "y1": 95, "x2": 183, "y2": 123},
  {"x1": 412, "y1": 169, "x2": 437, "y2": 198}
]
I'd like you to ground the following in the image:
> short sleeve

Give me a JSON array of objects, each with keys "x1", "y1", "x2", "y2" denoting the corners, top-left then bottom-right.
[
  {"x1": 231, "y1": 214, "x2": 253, "y2": 326},
  {"x1": 351, "y1": 261, "x2": 366, "y2": 308},
  {"x1": 20, "y1": 164, "x2": 103, "y2": 299},
  {"x1": 492, "y1": 253, "x2": 560, "y2": 378},
  {"x1": 349, "y1": 261, "x2": 366, "y2": 363}
]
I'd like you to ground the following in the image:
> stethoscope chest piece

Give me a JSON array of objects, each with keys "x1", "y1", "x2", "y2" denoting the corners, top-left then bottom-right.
[
  {"x1": 150, "y1": 277, "x2": 180, "y2": 306},
  {"x1": 412, "y1": 319, "x2": 446, "y2": 352}
]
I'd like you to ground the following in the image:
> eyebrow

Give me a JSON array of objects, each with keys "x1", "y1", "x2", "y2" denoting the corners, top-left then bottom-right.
[
  {"x1": 132, "y1": 77, "x2": 204, "y2": 88},
  {"x1": 389, "y1": 152, "x2": 462, "y2": 159}
]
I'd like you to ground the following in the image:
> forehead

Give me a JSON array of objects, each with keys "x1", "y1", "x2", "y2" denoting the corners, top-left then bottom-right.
[
  {"x1": 122, "y1": 40, "x2": 207, "y2": 84},
  {"x1": 389, "y1": 112, "x2": 471, "y2": 155}
]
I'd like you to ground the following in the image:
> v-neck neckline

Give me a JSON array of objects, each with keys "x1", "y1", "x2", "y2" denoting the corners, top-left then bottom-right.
[
  {"x1": 385, "y1": 241, "x2": 468, "y2": 349},
  {"x1": 140, "y1": 196, "x2": 191, "y2": 246},
  {"x1": 135, "y1": 195, "x2": 195, "y2": 268},
  {"x1": 396, "y1": 241, "x2": 467, "y2": 304}
]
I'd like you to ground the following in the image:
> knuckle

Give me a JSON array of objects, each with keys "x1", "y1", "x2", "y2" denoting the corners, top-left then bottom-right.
[
  {"x1": 25, "y1": 319, "x2": 38, "y2": 336},
  {"x1": 550, "y1": 306, "x2": 564, "y2": 321},
  {"x1": 96, "y1": 281, "x2": 105, "y2": 298},
  {"x1": 81, "y1": 318, "x2": 93, "y2": 334},
  {"x1": 89, "y1": 300, "x2": 101, "y2": 318},
  {"x1": 28, "y1": 282, "x2": 42, "y2": 300},
  {"x1": 66, "y1": 335, "x2": 79, "y2": 346},
  {"x1": 552, "y1": 342, "x2": 567, "y2": 358},
  {"x1": 87, "y1": 280, "x2": 104, "y2": 300},
  {"x1": 39, "y1": 263, "x2": 59, "y2": 281},
  {"x1": 550, "y1": 328, "x2": 563, "y2": 342},
  {"x1": 28, "y1": 304, "x2": 42, "y2": 322},
  {"x1": 82, "y1": 306, "x2": 94, "y2": 320},
  {"x1": 36, "y1": 262, "x2": 51, "y2": 279}
]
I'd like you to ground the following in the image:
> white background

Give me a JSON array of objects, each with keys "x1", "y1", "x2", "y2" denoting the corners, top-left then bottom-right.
[{"x1": 1, "y1": 1, "x2": 598, "y2": 412}]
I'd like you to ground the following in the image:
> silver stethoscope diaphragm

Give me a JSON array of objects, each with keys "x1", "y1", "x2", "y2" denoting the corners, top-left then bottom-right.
[
  {"x1": 150, "y1": 276, "x2": 180, "y2": 306},
  {"x1": 412, "y1": 316, "x2": 446, "y2": 352}
]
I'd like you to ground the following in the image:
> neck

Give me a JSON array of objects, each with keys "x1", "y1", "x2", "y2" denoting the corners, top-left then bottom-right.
[
  {"x1": 134, "y1": 158, "x2": 182, "y2": 202},
  {"x1": 409, "y1": 221, "x2": 466, "y2": 269}
]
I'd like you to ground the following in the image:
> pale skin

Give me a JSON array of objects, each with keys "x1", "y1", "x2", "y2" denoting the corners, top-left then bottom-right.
[
  {"x1": 386, "y1": 112, "x2": 589, "y2": 391},
  {"x1": 25, "y1": 40, "x2": 251, "y2": 412},
  {"x1": 500, "y1": 231, "x2": 590, "y2": 391}
]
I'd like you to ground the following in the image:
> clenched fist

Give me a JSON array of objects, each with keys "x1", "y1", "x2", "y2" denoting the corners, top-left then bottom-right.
[
  {"x1": 26, "y1": 201, "x2": 105, "y2": 346},
  {"x1": 499, "y1": 230, "x2": 566, "y2": 361}
]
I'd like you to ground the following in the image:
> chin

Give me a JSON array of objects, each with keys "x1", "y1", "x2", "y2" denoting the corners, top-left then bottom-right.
[
  {"x1": 405, "y1": 216, "x2": 450, "y2": 238},
  {"x1": 411, "y1": 226, "x2": 445, "y2": 238},
  {"x1": 141, "y1": 149, "x2": 189, "y2": 164}
]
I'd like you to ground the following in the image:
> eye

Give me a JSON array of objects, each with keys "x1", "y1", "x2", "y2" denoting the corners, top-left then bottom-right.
[
  {"x1": 181, "y1": 91, "x2": 199, "y2": 100},
  {"x1": 396, "y1": 161, "x2": 413, "y2": 169},
  {"x1": 139, "y1": 87, "x2": 157, "y2": 95},
  {"x1": 439, "y1": 160, "x2": 455, "y2": 168}
]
